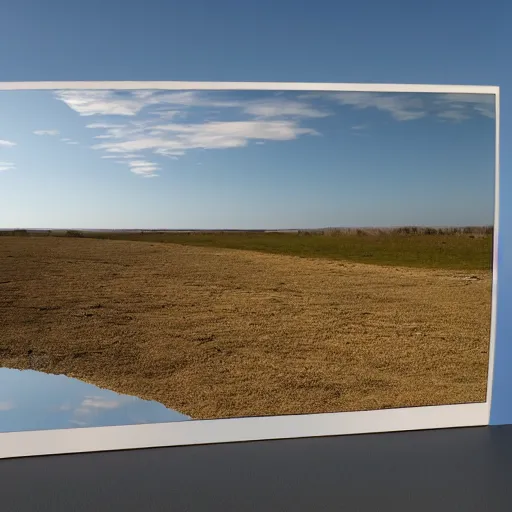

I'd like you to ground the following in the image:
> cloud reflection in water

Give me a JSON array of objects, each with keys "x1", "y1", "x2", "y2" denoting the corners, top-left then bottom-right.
[{"x1": 0, "y1": 367, "x2": 189, "y2": 433}]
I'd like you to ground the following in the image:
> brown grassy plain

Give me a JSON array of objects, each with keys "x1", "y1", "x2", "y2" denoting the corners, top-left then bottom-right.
[{"x1": 0, "y1": 236, "x2": 492, "y2": 419}]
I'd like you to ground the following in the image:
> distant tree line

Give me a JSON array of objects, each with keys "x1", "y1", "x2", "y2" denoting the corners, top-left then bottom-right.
[
  {"x1": 0, "y1": 229, "x2": 53, "y2": 237},
  {"x1": 298, "y1": 226, "x2": 494, "y2": 237},
  {"x1": 65, "y1": 230, "x2": 85, "y2": 238},
  {"x1": 0, "y1": 226, "x2": 494, "y2": 239}
]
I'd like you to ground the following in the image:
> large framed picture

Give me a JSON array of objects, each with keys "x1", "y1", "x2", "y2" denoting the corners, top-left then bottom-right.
[{"x1": 0, "y1": 81, "x2": 499, "y2": 458}]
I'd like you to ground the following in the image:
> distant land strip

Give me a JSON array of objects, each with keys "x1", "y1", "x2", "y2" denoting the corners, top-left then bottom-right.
[{"x1": 0, "y1": 226, "x2": 494, "y2": 271}]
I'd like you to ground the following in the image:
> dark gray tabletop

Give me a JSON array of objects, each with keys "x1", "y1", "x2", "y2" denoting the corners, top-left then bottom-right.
[{"x1": 1, "y1": 425, "x2": 511, "y2": 511}]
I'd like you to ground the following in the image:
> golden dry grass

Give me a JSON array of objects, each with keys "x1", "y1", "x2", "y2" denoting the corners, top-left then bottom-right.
[{"x1": 0, "y1": 236, "x2": 492, "y2": 419}]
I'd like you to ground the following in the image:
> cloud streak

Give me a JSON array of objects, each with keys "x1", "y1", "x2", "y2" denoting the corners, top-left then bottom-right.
[
  {"x1": 88, "y1": 118, "x2": 317, "y2": 177},
  {"x1": 55, "y1": 90, "x2": 236, "y2": 117},
  {"x1": 52, "y1": 90, "x2": 326, "y2": 177},
  {"x1": 86, "y1": 122, "x2": 125, "y2": 129},
  {"x1": 72, "y1": 395, "x2": 125, "y2": 417},
  {"x1": 329, "y1": 92, "x2": 426, "y2": 121},
  {"x1": 315, "y1": 91, "x2": 495, "y2": 123},
  {"x1": 80, "y1": 396, "x2": 123, "y2": 409},
  {"x1": 91, "y1": 120, "x2": 318, "y2": 167},
  {"x1": 0, "y1": 162, "x2": 15, "y2": 172},
  {"x1": 434, "y1": 93, "x2": 495, "y2": 120},
  {"x1": 55, "y1": 89, "x2": 330, "y2": 118},
  {"x1": 33, "y1": 132, "x2": 79, "y2": 145},
  {"x1": 52, "y1": 89, "x2": 494, "y2": 178},
  {"x1": 126, "y1": 160, "x2": 160, "y2": 178},
  {"x1": 34, "y1": 129, "x2": 60, "y2": 136},
  {"x1": 242, "y1": 98, "x2": 329, "y2": 119},
  {"x1": 0, "y1": 139, "x2": 16, "y2": 147}
]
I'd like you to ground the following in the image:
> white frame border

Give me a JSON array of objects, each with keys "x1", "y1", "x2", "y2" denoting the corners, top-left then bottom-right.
[{"x1": 0, "y1": 81, "x2": 500, "y2": 460}]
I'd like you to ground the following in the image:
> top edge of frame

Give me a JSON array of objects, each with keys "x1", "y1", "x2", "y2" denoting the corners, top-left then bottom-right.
[{"x1": 0, "y1": 81, "x2": 499, "y2": 94}]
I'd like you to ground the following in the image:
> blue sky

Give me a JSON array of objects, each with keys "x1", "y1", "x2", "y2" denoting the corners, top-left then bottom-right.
[
  {"x1": 0, "y1": 0, "x2": 504, "y2": 231},
  {"x1": 0, "y1": 88, "x2": 495, "y2": 229},
  {"x1": 0, "y1": 0, "x2": 503, "y2": 84}
]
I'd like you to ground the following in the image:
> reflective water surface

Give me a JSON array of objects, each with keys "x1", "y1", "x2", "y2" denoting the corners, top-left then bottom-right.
[{"x1": 0, "y1": 367, "x2": 190, "y2": 432}]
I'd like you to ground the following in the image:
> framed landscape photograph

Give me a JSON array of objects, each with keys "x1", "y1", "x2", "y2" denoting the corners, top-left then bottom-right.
[{"x1": 0, "y1": 81, "x2": 499, "y2": 458}]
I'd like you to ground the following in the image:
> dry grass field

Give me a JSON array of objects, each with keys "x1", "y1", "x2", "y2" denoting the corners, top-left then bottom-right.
[{"x1": 0, "y1": 235, "x2": 492, "y2": 419}]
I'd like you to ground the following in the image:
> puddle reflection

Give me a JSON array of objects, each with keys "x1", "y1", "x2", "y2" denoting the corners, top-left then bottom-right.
[{"x1": 0, "y1": 367, "x2": 190, "y2": 432}]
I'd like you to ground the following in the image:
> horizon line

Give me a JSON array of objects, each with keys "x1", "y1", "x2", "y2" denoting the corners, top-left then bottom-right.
[{"x1": 0, "y1": 225, "x2": 494, "y2": 232}]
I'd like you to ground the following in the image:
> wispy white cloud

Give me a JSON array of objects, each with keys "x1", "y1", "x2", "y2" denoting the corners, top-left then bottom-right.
[
  {"x1": 34, "y1": 129, "x2": 60, "y2": 136},
  {"x1": 54, "y1": 89, "x2": 494, "y2": 180},
  {"x1": 308, "y1": 92, "x2": 495, "y2": 123},
  {"x1": 243, "y1": 98, "x2": 329, "y2": 119},
  {"x1": 148, "y1": 109, "x2": 182, "y2": 120},
  {"x1": 110, "y1": 157, "x2": 162, "y2": 177},
  {"x1": 313, "y1": 91, "x2": 495, "y2": 123},
  {"x1": 0, "y1": 162, "x2": 15, "y2": 172},
  {"x1": 101, "y1": 153, "x2": 140, "y2": 159},
  {"x1": 70, "y1": 394, "x2": 134, "y2": 425},
  {"x1": 93, "y1": 120, "x2": 318, "y2": 159},
  {"x1": 55, "y1": 90, "x2": 147, "y2": 116},
  {"x1": 86, "y1": 122, "x2": 125, "y2": 129},
  {"x1": 126, "y1": 159, "x2": 160, "y2": 177},
  {"x1": 56, "y1": 89, "x2": 329, "y2": 119},
  {"x1": 434, "y1": 93, "x2": 495, "y2": 120},
  {"x1": 77, "y1": 395, "x2": 123, "y2": 411},
  {"x1": 0, "y1": 139, "x2": 16, "y2": 147},
  {"x1": 0, "y1": 401, "x2": 14, "y2": 411},
  {"x1": 329, "y1": 92, "x2": 426, "y2": 121},
  {"x1": 351, "y1": 92, "x2": 492, "y2": 122},
  {"x1": 54, "y1": 90, "x2": 223, "y2": 117},
  {"x1": 351, "y1": 124, "x2": 369, "y2": 137},
  {"x1": 83, "y1": 396, "x2": 122, "y2": 409},
  {"x1": 54, "y1": 90, "x2": 328, "y2": 178}
]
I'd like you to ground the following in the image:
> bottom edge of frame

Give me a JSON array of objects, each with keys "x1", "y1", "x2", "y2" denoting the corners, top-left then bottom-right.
[{"x1": 0, "y1": 402, "x2": 488, "y2": 459}]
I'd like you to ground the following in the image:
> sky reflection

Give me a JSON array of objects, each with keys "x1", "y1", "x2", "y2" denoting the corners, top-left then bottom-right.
[{"x1": 0, "y1": 367, "x2": 189, "y2": 432}]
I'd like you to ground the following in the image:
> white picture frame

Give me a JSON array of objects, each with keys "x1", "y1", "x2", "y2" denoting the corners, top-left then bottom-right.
[{"x1": 0, "y1": 81, "x2": 500, "y2": 459}]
